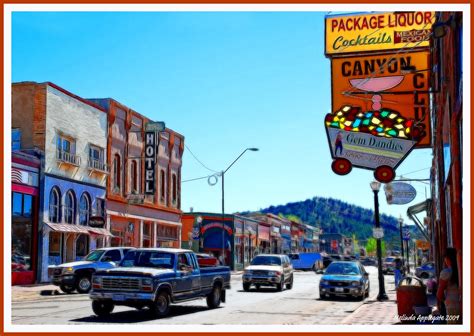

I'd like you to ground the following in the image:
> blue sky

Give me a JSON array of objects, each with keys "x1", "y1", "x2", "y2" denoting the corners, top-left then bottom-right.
[{"x1": 11, "y1": 11, "x2": 432, "y2": 224}]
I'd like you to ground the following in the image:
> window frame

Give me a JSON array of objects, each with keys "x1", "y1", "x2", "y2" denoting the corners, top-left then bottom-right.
[
  {"x1": 79, "y1": 193, "x2": 91, "y2": 226},
  {"x1": 49, "y1": 188, "x2": 61, "y2": 223},
  {"x1": 64, "y1": 190, "x2": 76, "y2": 224}
]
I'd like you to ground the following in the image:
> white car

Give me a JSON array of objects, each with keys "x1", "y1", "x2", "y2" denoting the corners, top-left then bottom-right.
[{"x1": 242, "y1": 254, "x2": 294, "y2": 291}]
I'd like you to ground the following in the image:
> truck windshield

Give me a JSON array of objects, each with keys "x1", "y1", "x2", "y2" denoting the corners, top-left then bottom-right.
[
  {"x1": 120, "y1": 251, "x2": 175, "y2": 269},
  {"x1": 251, "y1": 256, "x2": 281, "y2": 266},
  {"x1": 85, "y1": 250, "x2": 105, "y2": 261}
]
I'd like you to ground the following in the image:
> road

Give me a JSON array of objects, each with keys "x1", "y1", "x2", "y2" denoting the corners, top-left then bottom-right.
[{"x1": 11, "y1": 266, "x2": 391, "y2": 325}]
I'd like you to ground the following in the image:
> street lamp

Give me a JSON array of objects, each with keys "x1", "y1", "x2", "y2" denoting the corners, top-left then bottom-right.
[
  {"x1": 370, "y1": 181, "x2": 388, "y2": 301},
  {"x1": 398, "y1": 215, "x2": 405, "y2": 268},
  {"x1": 221, "y1": 148, "x2": 259, "y2": 265}
]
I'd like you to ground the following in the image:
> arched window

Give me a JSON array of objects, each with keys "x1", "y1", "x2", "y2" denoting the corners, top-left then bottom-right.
[
  {"x1": 49, "y1": 187, "x2": 61, "y2": 223},
  {"x1": 113, "y1": 153, "x2": 121, "y2": 190},
  {"x1": 160, "y1": 170, "x2": 166, "y2": 203},
  {"x1": 79, "y1": 193, "x2": 91, "y2": 225},
  {"x1": 64, "y1": 190, "x2": 75, "y2": 224},
  {"x1": 131, "y1": 160, "x2": 138, "y2": 193}
]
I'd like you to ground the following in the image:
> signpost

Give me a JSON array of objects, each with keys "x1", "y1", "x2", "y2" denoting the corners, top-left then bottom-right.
[
  {"x1": 145, "y1": 121, "x2": 165, "y2": 132},
  {"x1": 403, "y1": 227, "x2": 411, "y2": 241},
  {"x1": 89, "y1": 216, "x2": 105, "y2": 228},
  {"x1": 127, "y1": 194, "x2": 145, "y2": 205},
  {"x1": 384, "y1": 182, "x2": 417, "y2": 205}
]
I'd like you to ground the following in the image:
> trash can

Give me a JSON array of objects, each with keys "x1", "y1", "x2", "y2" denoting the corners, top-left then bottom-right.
[{"x1": 396, "y1": 276, "x2": 427, "y2": 324}]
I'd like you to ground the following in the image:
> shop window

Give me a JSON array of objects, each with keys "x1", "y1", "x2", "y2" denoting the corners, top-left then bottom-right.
[
  {"x1": 49, "y1": 188, "x2": 61, "y2": 223},
  {"x1": 12, "y1": 192, "x2": 34, "y2": 271},
  {"x1": 76, "y1": 235, "x2": 89, "y2": 258},
  {"x1": 113, "y1": 154, "x2": 121, "y2": 191},
  {"x1": 64, "y1": 190, "x2": 76, "y2": 224},
  {"x1": 49, "y1": 232, "x2": 62, "y2": 265},
  {"x1": 79, "y1": 193, "x2": 91, "y2": 226}
]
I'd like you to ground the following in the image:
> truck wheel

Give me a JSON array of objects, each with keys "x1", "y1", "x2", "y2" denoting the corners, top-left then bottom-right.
[
  {"x1": 286, "y1": 275, "x2": 293, "y2": 290},
  {"x1": 151, "y1": 291, "x2": 170, "y2": 317},
  {"x1": 76, "y1": 274, "x2": 92, "y2": 293},
  {"x1": 92, "y1": 300, "x2": 114, "y2": 317},
  {"x1": 60, "y1": 285, "x2": 75, "y2": 294},
  {"x1": 207, "y1": 284, "x2": 222, "y2": 309},
  {"x1": 243, "y1": 283, "x2": 251, "y2": 291}
]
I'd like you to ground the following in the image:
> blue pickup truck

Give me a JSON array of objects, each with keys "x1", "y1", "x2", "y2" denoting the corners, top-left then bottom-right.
[{"x1": 89, "y1": 248, "x2": 231, "y2": 318}]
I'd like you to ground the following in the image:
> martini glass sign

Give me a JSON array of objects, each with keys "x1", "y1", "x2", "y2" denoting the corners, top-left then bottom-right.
[{"x1": 349, "y1": 75, "x2": 404, "y2": 111}]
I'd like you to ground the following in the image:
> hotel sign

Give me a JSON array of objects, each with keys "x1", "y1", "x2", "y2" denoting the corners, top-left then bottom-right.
[
  {"x1": 325, "y1": 12, "x2": 436, "y2": 55},
  {"x1": 144, "y1": 131, "x2": 156, "y2": 195}
]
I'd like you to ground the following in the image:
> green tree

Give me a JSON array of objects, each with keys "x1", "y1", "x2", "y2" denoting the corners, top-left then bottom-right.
[{"x1": 366, "y1": 238, "x2": 377, "y2": 256}]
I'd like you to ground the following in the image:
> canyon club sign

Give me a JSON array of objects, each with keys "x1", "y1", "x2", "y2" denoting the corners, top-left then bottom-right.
[
  {"x1": 325, "y1": 12, "x2": 435, "y2": 55},
  {"x1": 331, "y1": 51, "x2": 431, "y2": 148}
]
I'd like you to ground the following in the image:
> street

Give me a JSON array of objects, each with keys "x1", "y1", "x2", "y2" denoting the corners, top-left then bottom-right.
[{"x1": 11, "y1": 266, "x2": 390, "y2": 325}]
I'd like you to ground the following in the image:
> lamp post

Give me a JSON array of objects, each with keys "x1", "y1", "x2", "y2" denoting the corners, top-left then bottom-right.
[
  {"x1": 370, "y1": 181, "x2": 388, "y2": 301},
  {"x1": 221, "y1": 148, "x2": 259, "y2": 266},
  {"x1": 398, "y1": 215, "x2": 405, "y2": 268}
]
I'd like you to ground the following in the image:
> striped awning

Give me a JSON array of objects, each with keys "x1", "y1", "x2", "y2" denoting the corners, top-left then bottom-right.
[
  {"x1": 45, "y1": 223, "x2": 113, "y2": 236},
  {"x1": 45, "y1": 223, "x2": 90, "y2": 234},
  {"x1": 88, "y1": 227, "x2": 114, "y2": 236}
]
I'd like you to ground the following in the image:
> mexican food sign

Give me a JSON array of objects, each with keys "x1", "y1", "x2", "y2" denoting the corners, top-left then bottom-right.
[
  {"x1": 330, "y1": 51, "x2": 431, "y2": 148},
  {"x1": 325, "y1": 11, "x2": 436, "y2": 55}
]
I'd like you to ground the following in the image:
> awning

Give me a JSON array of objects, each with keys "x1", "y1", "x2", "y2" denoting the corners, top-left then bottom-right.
[
  {"x1": 88, "y1": 227, "x2": 114, "y2": 236},
  {"x1": 407, "y1": 199, "x2": 431, "y2": 241},
  {"x1": 45, "y1": 223, "x2": 90, "y2": 234}
]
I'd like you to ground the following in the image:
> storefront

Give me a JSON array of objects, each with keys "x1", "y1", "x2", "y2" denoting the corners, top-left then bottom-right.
[
  {"x1": 12, "y1": 152, "x2": 40, "y2": 285},
  {"x1": 258, "y1": 223, "x2": 271, "y2": 254},
  {"x1": 234, "y1": 215, "x2": 258, "y2": 270}
]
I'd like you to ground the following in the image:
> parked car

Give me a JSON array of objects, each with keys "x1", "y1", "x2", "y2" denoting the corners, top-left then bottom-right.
[
  {"x1": 382, "y1": 256, "x2": 396, "y2": 274},
  {"x1": 360, "y1": 257, "x2": 377, "y2": 267},
  {"x1": 330, "y1": 254, "x2": 342, "y2": 261},
  {"x1": 242, "y1": 254, "x2": 294, "y2": 291},
  {"x1": 322, "y1": 255, "x2": 333, "y2": 268},
  {"x1": 415, "y1": 262, "x2": 436, "y2": 279},
  {"x1": 196, "y1": 253, "x2": 219, "y2": 267},
  {"x1": 319, "y1": 261, "x2": 370, "y2": 300},
  {"x1": 50, "y1": 247, "x2": 133, "y2": 294},
  {"x1": 89, "y1": 248, "x2": 230, "y2": 318},
  {"x1": 288, "y1": 252, "x2": 323, "y2": 272}
]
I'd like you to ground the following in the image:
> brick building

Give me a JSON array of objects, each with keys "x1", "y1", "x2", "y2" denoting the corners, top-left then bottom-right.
[{"x1": 88, "y1": 98, "x2": 184, "y2": 250}]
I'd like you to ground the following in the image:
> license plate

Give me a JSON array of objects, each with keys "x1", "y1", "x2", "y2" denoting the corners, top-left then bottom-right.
[
  {"x1": 335, "y1": 287, "x2": 344, "y2": 292},
  {"x1": 113, "y1": 294, "x2": 126, "y2": 301}
]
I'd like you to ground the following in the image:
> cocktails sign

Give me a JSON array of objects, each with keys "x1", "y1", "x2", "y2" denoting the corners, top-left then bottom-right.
[{"x1": 325, "y1": 12, "x2": 436, "y2": 55}]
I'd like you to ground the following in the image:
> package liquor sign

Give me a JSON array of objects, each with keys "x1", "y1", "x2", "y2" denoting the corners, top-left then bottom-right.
[
  {"x1": 325, "y1": 12, "x2": 436, "y2": 55},
  {"x1": 144, "y1": 131, "x2": 156, "y2": 195}
]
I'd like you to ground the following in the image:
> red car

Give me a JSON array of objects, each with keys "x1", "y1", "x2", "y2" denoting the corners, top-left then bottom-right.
[{"x1": 196, "y1": 253, "x2": 219, "y2": 267}]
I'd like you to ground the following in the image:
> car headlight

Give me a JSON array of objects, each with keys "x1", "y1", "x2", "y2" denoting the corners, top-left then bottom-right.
[
  {"x1": 268, "y1": 271, "x2": 282, "y2": 276},
  {"x1": 351, "y1": 281, "x2": 361, "y2": 286},
  {"x1": 142, "y1": 278, "x2": 152, "y2": 286},
  {"x1": 321, "y1": 280, "x2": 329, "y2": 285},
  {"x1": 244, "y1": 270, "x2": 252, "y2": 275},
  {"x1": 92, "y1": 276, "x2": 102, "y2": 284},
  {"x1": 63, "y1": 267, "x2": 74, "y2": 274}
]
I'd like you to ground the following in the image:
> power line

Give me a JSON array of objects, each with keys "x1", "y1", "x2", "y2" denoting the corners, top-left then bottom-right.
[
  {"x1": 399, "y1": 167, "x2": 431, "y2": 176},
  {"x1": 184, "y1": 144, "x2": 219, "y2": 174},
  {"x1": 182, "y1": 175, "x2": 212, "y2": 183}
]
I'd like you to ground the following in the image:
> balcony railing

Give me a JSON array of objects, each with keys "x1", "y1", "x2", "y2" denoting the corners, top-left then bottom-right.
[
  {"x1": 56, "y1": 150, "x2": 81, "y2": 166},
  {"x1": 87, "y1": 158, "x2": 109, "y2": 174}
]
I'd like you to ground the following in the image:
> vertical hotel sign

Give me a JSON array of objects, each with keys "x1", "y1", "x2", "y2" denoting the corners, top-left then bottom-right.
[
  {"x1": 144, "y1": 131, "x2": 156, "y2": 195},
  {"x1": 325, "y1": 12, "x2": 436, "y2": 55}
]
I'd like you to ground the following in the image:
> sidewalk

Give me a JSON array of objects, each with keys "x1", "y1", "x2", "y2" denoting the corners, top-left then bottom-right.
[
  {"x1": 341, "y1": 276, "x2": 437, "y2": 325},
  {"x1": 341, "y1": 280, "x2": 399, "y2": 325}
]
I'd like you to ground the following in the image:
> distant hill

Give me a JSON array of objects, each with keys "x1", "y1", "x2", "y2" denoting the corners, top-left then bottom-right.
[{"x1": 241, "y1": 196, "x2": 421, "y2": 251}]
